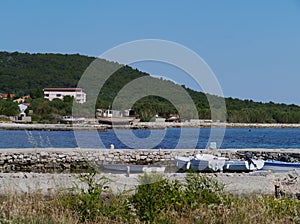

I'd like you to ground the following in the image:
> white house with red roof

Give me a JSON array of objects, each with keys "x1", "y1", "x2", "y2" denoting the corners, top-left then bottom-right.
[{"x1": 43, "y1": 88, "x2": 86, "y2": 103}]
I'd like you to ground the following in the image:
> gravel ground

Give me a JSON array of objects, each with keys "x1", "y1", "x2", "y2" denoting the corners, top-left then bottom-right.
[{"x1": 0, "y1": 171, "x2": 299, "y2": 198}]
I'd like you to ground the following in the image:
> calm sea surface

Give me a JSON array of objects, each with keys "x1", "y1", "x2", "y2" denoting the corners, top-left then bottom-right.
[{"x1": 1, "y1": 128, "x2": 300, "y2": 149}]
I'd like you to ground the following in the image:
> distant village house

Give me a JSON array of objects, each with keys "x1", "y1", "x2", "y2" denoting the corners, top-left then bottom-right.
[
  {"x1": 13, "y1": 95, "x2": 30, "y2": 103},
  {"x1": 43, "y1": 88, "x2": 86, "y2": 103},
  {"x1": 0, "y1": 93, "x2": 15, "y2": 99}
]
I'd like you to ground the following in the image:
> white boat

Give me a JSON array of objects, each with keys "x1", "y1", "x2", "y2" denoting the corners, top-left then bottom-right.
[
  {"x1": 96, "y1": 108, "x2": 136, "y2": 125},
  {"x1": 102, "y1": 164, "x2": 165, "y2": 173},
  {"x1": 175, "y1": 156, "x2": 192, "y2": 169},
  {"x1": 175, "y1": 154, "x2": 227, "y2": 172},
  {"x1": 165, "y1": 114, "x2": 180, "y2": 122},
  {"x1": 59, "y1": 116, "x2": 86, "y2": 124},
  {"x1": 223, "y1": 159, "x2": 264, "y2": 172},
  {"x1": 190, "y1": 154, "x2": 228, "y2": 172},
  {"x1": 262, "y1": 160, "x2": 300, "y2": 172},
  {"x1": 175, "y1": 154, "x2": 265, "y2": 173}
]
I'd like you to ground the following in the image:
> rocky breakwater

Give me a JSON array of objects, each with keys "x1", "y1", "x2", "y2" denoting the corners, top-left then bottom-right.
[
  {"x1": 0, "y1": 148, "x2": 299, "y2": 173},
  {"x1": 0, "y1": 149, "x2": 177, "y2": 173},
  {"x1": 0, "y1": 149, "x2": 89, "y2": 173}
]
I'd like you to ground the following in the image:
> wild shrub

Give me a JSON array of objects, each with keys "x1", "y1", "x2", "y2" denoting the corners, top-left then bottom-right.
[
  {"x1": 129, "y1": 173, "x2": 225, "y2": 223},
  {"x1": 63, "y1": 170, "x2": 131, "y2": 223},
  {"x1": 129, "y1": 173, "x2": 185, "y2": 222},
  {"x1": 184, "y1": 173, "x2": 225, "y2": 208}
]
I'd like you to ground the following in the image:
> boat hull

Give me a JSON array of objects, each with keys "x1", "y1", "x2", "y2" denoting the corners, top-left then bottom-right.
[
  {"x1": 175, "y1": 156, "x2": 192, "y2": 169},
  {"x1": 192, "y1": 154, "x2": 227, "y2": 172},
  {"x1": 103, "y1": 164, "x2": 165, "y2": 173},
  {"x1": 190, "y1": 159, "x2": 211, "y2": 172},
  {"x1": 98, "y1": 117, "x2": 134, "y2": 125},
  {"x1": 223, "y1": 159, "x2": 264, "y2": 172},
  {"x1": 263, "y1": 160, "x2": 300, "y2": 172},
  {"x1": 176, "y1": 154, "x2": 226, "y2": 172}
]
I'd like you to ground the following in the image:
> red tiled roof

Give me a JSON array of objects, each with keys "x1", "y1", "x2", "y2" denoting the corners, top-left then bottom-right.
[{"x1": 1, "y1": 93, "x2": 15, "y2": 98}]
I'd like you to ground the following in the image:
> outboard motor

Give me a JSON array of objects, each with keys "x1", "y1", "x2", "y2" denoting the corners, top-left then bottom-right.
[{"x1": 244, "y1": 152, "x2": 257, "y2": 170}]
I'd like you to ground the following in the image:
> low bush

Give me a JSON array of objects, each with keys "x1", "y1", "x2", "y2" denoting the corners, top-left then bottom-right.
[
  {"x1": 62, "y1": 170, "x2": 132, "y2": 223},
  {"x1": 129, "y1": 173, "x2": 226, "y2": 223},
  {"x1": 129, "y1": 173, "x2": 184, "y2": 222},
  {"x1": 0, "y1": 172, "x2": 299, "y2": 223}
]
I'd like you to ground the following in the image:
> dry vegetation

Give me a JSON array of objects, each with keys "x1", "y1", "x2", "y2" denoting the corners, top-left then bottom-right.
[{"x1": 0, "y1": 172, "x2": 299, "y2": 224}]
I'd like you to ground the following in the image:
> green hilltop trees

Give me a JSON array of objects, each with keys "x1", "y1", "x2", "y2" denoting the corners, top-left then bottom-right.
[
  {"x1": 1, "y1": 51, "x2": 300, "y2": 123},
  {"x1": 0, "y1": 99, "x2": 19, "y2": 116}
]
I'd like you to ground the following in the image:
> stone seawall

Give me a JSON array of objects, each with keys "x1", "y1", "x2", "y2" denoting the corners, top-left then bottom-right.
[
  {"x1": 0, "y1": 148, "x2": 299, "y2": 173},
  {"x1": 2, "y1": 122, "x2": 300, "y2": 131}
]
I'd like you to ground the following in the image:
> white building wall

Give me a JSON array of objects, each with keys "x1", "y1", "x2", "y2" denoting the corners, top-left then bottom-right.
[{"x1": 43, "y1": 88, "x2": 86, "y2": 103}]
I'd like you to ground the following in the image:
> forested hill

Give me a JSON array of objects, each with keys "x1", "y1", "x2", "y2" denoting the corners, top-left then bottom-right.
[
  {"x1": 0, "y1": 52, "x2": 95, "y2": 96},
  {"x1": 1, "y1": 51, "x2": 300, "y2": 123}
]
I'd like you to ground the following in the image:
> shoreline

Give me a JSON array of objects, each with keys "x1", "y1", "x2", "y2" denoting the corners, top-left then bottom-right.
[
  {"x1": 0, "y1": 148, "x2": 299, "y2": 197},
  {"x1": 0, "y1": 148, "x2": 299, "y2": 172},
  {"x1": 2, "y1": 121, "x2": 300, "y2": 131}
]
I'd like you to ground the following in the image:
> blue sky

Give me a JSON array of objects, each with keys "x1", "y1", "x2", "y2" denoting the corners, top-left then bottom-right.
[{"x1": 1, "y1": 1, "x2": 300, "y2": 105}]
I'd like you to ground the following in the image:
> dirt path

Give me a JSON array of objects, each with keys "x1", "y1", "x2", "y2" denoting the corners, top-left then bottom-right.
[{"x1": 1, "y1": 171, "x2": 299, "y2": 198}]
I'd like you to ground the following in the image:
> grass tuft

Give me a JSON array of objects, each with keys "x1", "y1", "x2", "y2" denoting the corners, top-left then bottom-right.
[{"x1": 0, "y1": 172, "x2": 299, "y2": 223}]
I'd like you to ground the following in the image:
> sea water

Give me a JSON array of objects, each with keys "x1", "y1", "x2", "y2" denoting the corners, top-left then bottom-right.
[{"x1": 1, "y1": 128, "x2": 300, "y2": 149}]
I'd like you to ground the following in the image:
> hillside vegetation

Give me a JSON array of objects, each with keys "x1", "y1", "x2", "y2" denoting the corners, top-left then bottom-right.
[{"x1": 1, "y1": 51, "x2": 300, "y2": 123}]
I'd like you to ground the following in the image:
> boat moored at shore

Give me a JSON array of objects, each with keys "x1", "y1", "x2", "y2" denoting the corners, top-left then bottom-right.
[
  {"x1": 223, "y1": 159, "x2": 265, "y2": 172},
  {"x1": 102, "y1": 163, "x2": 166, "y2": 173},
  {"x1": 175, "y1": 154, "x2": 265, "y2": 172},
  {"x1": 262, "y1": 160, "x2": 300, "y2": 172},
  {"x1": 96, "y1": 108, "x2": 138, "y2": 125}
]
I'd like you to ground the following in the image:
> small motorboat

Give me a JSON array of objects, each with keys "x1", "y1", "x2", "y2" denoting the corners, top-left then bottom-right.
[
  {"x1": 190, "y1": 154, "x2": 227, "y2": 172},
  {"x1": 223, "y1": 159, "x2": 264, "y2": 172},
  {"x1": 96, "y1": 108, "x2": 136, "y2": 125},
  {"x1": 262, "y1": 160, "x2": 300, "y2": 172},
  {"x1": 175, "y1": 154, "x2": 227, "y2": 172},
  {"x1": 165, "y1": 114, "x2": 180, "y2": 122},
  {"x1": 102, "y1": 164, "x2": 165, "y2": 173},
  {"x1": 174, "y1": 156, "x2": 192, "y2": 169},
  {"x1": 59, "y1": 116, "x2": 86, "y2": 124}
]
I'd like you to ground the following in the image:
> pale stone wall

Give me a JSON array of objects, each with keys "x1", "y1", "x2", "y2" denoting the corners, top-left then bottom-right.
[{"x1": 0, "y1": 148, "x2": 299, "y2": 173}]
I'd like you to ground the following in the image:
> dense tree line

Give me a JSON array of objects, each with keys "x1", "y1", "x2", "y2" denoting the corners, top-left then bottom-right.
[
  {"x1": 0, "y1": 99, "x2": 19, "y2": 116},
  {"x1": 1, "y1": 51, "x2": 300, "y2": 123}
]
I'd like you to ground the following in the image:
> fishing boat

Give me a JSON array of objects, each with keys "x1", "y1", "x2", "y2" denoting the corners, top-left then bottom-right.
[
  {"x1": 190, "y1": 154, "x2": 227, "y2": 172},
  {"x1": 102, "y1": 164, "x2": 165, "y2": 173},
  {"x1": 96, "y1": 108, "x2": 137, "y2": 125},
  {"x1": 262, "y1": 160, "x2": 300, "y2": 172},
  {"x1": 175, "y1": 154, "x2": 227, "y2": 172},
  {"x1": 174, "y1": 156, "x2": 192, "y2": 169},
  {"x1": 59, "y1": 116, "x2": 86, "y2": 124},
  {"x1": 165, "y1": 114, "x2": 180, "y2": 122},
  {"x1": 223, "y1": 159, "x2": 264, "y2": 172}
]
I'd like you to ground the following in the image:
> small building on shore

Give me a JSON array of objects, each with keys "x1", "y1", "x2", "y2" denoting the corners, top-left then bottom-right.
[
  {"x1": 43, "y1": 88, "x2": 86, "y2": 103},
  {"x1": 10, "y1": 103, "x2": 32, "y2": 123}
]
